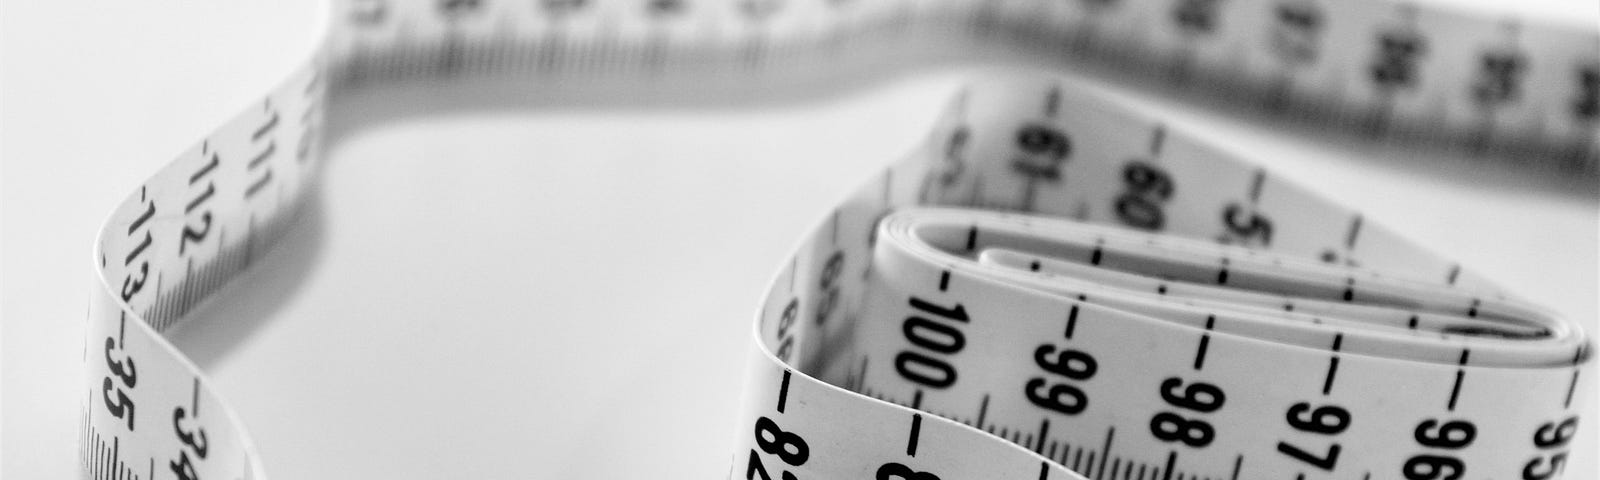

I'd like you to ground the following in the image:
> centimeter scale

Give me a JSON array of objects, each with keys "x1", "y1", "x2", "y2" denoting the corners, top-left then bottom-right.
[{"x1": 81, "y1": 1, "x2": 1597, "y2": 480}]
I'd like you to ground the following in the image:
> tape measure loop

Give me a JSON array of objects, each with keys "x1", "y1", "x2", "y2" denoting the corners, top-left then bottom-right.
[{"x1": 83, "y1": 1, "x2": 1596, "y2": 479}]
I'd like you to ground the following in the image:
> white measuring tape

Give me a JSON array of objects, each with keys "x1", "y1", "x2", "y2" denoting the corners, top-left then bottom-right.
[{"x1": 82, "y1": 0, "x2": 1596, "y2": 479}]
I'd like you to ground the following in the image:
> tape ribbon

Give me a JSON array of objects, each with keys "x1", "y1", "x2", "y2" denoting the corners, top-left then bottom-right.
[{"x1": 83, "y1": 0, "x2": 1597, "y2": 479}]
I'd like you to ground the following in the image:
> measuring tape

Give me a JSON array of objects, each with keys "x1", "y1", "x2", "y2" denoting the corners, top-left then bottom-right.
[{"x1": 81, "y1": 0, "x2": 1596, "y2": 479}]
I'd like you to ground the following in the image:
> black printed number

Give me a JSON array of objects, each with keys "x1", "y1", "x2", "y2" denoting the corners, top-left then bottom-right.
[
  {"x1": 1404, "y1": 455, "x2": 1464, "y2": 480},
  {"x1": 121, "y1": 201, "x2": 157, "y2": 302},
  {"x1": 1370, "y1": 30, "x2": 1426, "y2": 91},
  {"x1": 1009, "y1": 124, "x2": 1071, "y2": 182},
  {"x1": 1402, "y1": 419, "x2": 1476, "y2": 480},
  {"x1": 170, "y1": 451, "x2": 200, "y2": 480},
  {"x1": 1024, "y1": 345, "x2": 1098, "y2": 415},
  {"x1": 1533, "y1": 417, "x2": 1579, "y2": 448},
  {"x1": 1276, "y1": 402, "x2": 1350, "y2": 471},
  {"x1": 173, "y1": 408, "x2": 209, "y2": 458},
  {"x1": 1522, "y1": 416, "x2": 1578, "y2": 480},
  {"x1": 1471, "y1": 51, "x2": 1526, "y2": 107},
  {"x1": 1114, "y1": 161, "x2": 1173, "y2": 231},
  {"x1": 1218, "y1": 202, "x2": 1272, "y2": 247},
  {"x1": 181, "y1": 152, "x2": 221, "y2": 255},
  {"x1": 1269, "y1": 2, "x2": 1322, "y2": 65},
  {"x1": 1286, "y1": 402, "x2": 1349, "y2": 434},
  {"x1": 102, "y1": 336, "x2": 137, "y2": 430},
  {"x1": 1148, "y1": 377, "x2": 1225, "y2": 448},
  {"x1": 813, "y1": 251, "x2": 845, "y2": 326},
  {"x1": 1414, "y1": 419, "x2": 1476, "y2": 449},
  {"x1": 877, "y1": 462, "x2": 942, "y2": 480},
  {"x1": 100, "y1": 378, "x2": 136, "y2": 431},
  {"x1": 894, "y1": 297, "x2": 969, "y2": 389},
  {"x1": 748, "y1": 416, "x2": 807, "y2": 480},
  {"x1": 169, "y1": 406, "x2": 209, "y2": 480},
  {"x1": 1016, "y1": 125, "x2": 1070, "y2": 162},
  {"x1": 774, "y1": 298, "x2": 799, "y2": 361}
]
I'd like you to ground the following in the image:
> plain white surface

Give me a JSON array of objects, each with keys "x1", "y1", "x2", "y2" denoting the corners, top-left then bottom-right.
[{"x1": 4, "y1": 1, "x2": 1597, "y2": 479}]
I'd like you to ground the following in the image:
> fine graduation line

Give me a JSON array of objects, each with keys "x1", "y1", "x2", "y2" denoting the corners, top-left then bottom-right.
[
  {"x1": 1095, "y1": 427, "x2": 1114, "y2": 480},
  {"x1": 1193, "y1": 315, "x2": 1215, "y2": 370},
  {"x1": 907, "y1": 413, "x2": 923, "y2": 456},
  {"x1": 1448, "y1": 349, "x2": 1470, "y2": 411},
  {"x1": 1065, "y1": 304, "x2": 1080, "y2": 339},
  {"x1": 777, "y1": 369, "x2": 791, "y2": 413},
  {"x1": 977, "y1": 394, "x2": 990, "y2": 428},
  {"x1": 248, "y1": 141, "x2": 277, "y2": 170},
  {"x1": 1149, "y1": 124, "x2": 1167, "y2": 156},
  {"x1": 1344, "y1": 214, "x2": 1364, "y2": 250},
  {"x1": 251, "y1": 104, "x2": 279, "y2": 141},
  {"x1": 1247, "y1": 169, "x2": 1266, "y2": 203},
  {"x1": 1034, "y1": 419, "x2": 1050, "y2": 454},
  {"x1": 1044, "y1": 85, "x2": 1062, "y2": 117},
  {"x1": 85, "y1": 13, "x2": 1600, "y2": 480},
  {"x1": 191, "y1": 377, "x2": 201, "y2": 418},
  {"x1": 830, "y1": 209, "x2": 840, "y2": 246},
  {"x1": 1323, "y1": 333, "x2": 1343, "y2": 395},
  {"x1": 1566, "y1": 345, "x2": 1584, "y2": 408}
]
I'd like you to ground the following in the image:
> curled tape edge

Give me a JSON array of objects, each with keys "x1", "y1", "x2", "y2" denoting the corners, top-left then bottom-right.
[{"x1": 83, "y1": 1, "x2": 1595, "y2": 479}]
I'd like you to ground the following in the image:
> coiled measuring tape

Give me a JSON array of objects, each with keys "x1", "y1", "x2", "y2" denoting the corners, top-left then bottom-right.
[{"x1": 81, "y1": 0, "x2": 1596, "y2": 479}]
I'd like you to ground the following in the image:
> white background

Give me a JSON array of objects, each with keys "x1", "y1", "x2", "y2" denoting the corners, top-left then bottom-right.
[{"x1": 4, "y1": 0, "x2": 1597, "y2": 478}]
